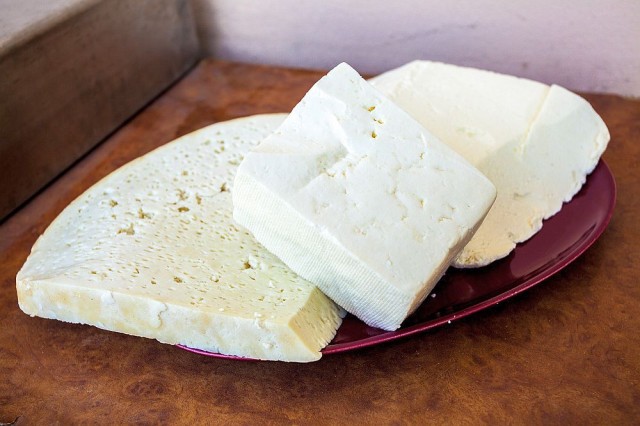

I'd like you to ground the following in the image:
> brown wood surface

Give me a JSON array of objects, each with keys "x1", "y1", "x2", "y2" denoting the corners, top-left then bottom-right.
[{"x1": 1, "y1": 60, "x2": 639, "y2": 424}]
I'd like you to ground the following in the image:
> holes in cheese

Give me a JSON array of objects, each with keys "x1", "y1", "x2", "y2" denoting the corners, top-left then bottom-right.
[{"x1": 16, "y1": 114, "x2": 343, "y2": 362}]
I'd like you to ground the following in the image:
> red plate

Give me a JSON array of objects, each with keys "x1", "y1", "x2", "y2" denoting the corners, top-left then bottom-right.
[{"x1": 180, "y1": 160, "x2": 616, "y2": 359}]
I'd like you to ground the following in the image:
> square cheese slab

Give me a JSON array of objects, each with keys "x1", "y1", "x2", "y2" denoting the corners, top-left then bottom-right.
[
  {"x1": 17, "y1": 114, "x2": 343, "y2": 362},
  {"x1": 370, "y1": 61, "x2": 610, "y2": 267},
  {"x1": 233, "y1": 63, "x2": 496, "y2": 331}
]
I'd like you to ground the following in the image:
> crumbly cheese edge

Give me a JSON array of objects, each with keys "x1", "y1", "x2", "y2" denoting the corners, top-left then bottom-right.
[
  {"x1": 452, "y1": 85, "x2": 610, "y2": 268},
  {"x1": 16, "y1": 275, "x2": 343, "y2": 362}
]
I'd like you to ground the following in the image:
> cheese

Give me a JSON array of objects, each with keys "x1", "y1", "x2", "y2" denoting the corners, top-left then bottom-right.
[
  {"x1": 16, "y1": 114, "x2": 344, "y2": 362},
  {"x1": 233, "y1": 63, "x2": 496, "y2": 331},
  {"x1": 370, "y1": 61, "x2": 610, "y2": 267}
]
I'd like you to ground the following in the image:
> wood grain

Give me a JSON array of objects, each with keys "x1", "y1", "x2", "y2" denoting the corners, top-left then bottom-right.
[
  {"x1": 0, "y1": 0, "x2": 198, "y2": 220},
  {"x1": 1, "y1": 60, "x2": 638, "y2": 424}
]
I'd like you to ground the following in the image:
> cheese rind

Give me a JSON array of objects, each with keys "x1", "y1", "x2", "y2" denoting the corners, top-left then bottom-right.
[
  {"x1": 370, "y1": 61, "x2": 610, "y2": 267},
  {"x1": 233, "y1": 63, "x2": 496, "y2": 330},
  {"x1": 16, "y1": 114, "x2": 343, "y2": 362}
]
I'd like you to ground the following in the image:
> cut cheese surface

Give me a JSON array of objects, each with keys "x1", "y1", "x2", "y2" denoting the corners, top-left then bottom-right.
[
  {"x1": 233, "y1": 63, "x2": 496, "y2": 331},
  {"x1": 370, "y1": 61, "x2": 610, "y2": 267},
  {"x1": 16, "y1": 114, "x2": 344, "y2": 362}
]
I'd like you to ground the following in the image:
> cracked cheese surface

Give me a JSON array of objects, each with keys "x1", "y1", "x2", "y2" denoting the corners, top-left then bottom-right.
[
  {"x1": 16, "y1": 114, "x2": 343, "y2": 362},
  {"x1": 233, "y1": 63, "x2": 496, "y2": 331},
  {"x1": 370, "y1": 61, "x2": 610, "y2": 267}
]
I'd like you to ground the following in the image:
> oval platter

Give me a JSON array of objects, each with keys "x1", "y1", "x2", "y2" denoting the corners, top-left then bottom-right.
[{"x1": 180, "y1": 160, "x2": 616, "y2": 359}]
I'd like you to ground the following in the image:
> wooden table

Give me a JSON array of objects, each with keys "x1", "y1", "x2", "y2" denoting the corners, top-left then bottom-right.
[{"x1": 1, "y1": 60, "x2": 638, "y2": 424}]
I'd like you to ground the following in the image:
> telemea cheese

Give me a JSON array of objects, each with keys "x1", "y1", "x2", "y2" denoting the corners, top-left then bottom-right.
[
  {"x1": 233, "y1": 63, "x2": 497, "y2": 331},
  {"x1": 16, "y1": 114, "x2": 343, "y2": 362},
  {"x1": 370, "y1": 61, "x2": 610, "y2": 267}
]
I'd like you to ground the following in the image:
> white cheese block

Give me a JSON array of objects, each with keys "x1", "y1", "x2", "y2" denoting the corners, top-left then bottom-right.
[
  {"x1": 370, "y1": 61, "x2": 610, "y2": 267},
  {"x1": 233, "y1": 63, "x2": 497, "y2": 331},
  {"x1": 16, "y1": 114, "x2": 344, "y2": 362}
]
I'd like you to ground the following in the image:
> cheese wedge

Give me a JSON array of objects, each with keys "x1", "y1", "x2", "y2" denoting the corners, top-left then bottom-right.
[
  {"x1": 16, "y1": 114, "x2": 344, "y2": 362},
  {"x1": 233, "y1": 63, "x2": 497, "y2": 331},
  {"x1": 370, "y1": 61, "x2": 610, "y2": 267}
]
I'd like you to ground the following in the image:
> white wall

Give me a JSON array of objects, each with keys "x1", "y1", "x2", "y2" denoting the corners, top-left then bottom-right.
[{"x1": 192, "y1": 0, "x2": 640, "y2": 97}]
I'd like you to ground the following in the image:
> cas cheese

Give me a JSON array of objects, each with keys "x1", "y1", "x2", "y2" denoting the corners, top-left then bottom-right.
[
  {"x1": 16, "y1": 114, "x2": 343, "y2": 362},
  {"x1": 233, "y1": 63, "x2": 496, "y2": 331}
]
